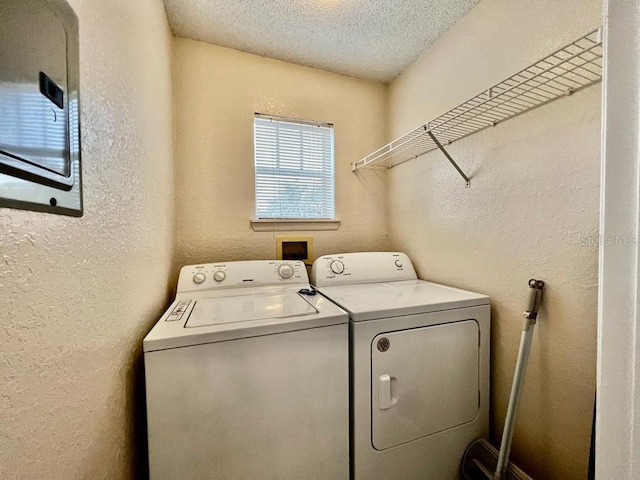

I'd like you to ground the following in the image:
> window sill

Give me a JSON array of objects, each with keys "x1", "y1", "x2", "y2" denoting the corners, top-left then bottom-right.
[{"x1": 251, "y1": 219, "x2": 341, "y2": 232}]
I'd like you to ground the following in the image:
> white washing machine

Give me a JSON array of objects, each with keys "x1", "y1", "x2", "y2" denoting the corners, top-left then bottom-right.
[
  {"x1": 311, "y1": 252, "x2": 490, "y2": 480},
  {"x1": 144, "y1": 260, "x2": 349, "y2": 480}
]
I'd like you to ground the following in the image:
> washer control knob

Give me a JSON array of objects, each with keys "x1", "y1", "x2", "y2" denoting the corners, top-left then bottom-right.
[
  {"x1": 395, "y1": 259, "x2": 403, "y2": 268},
  {"x1": 213, "y1": 271, "x2": 226, "y2": 282},
  {"x1": 278, "y1": 263, "x2": 294, "y2": 279},
  {"x1": 330, "y1": 260, "x2": 345, "y2": 274},
  {"x1": 193, "y1": 272, "x2": 206, "y2": 284}
]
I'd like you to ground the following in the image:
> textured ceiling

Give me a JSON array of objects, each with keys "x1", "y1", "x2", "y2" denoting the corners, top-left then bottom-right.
[{"x1": 163, "y1": 0, "x2": 481, "y2": 83}]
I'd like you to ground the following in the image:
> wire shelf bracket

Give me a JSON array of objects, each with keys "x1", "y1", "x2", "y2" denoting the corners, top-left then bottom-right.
[
  {"x1": 351, "y1": 28, "x2": 603, "y2": 186},
  {"x1": 427, "y1": 130, "x2": 471, "y2": 187}
]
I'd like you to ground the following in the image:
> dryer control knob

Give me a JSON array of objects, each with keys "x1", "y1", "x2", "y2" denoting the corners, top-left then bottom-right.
[
  {"x1": 278, "y1": 264, "x2": 294, "y2": 279},
  {"x1": 330, "y1": 260, "x2": 344, "y2": 274},
  {"x1": 193, "y1": 272, "x2": 206, "y2": 284},
  {"x1": 395, "y1": 259, "x2": 403, "y2": 268},
  {"x1": 213, "y1": 271, "x2": 226, "y2": 282}
]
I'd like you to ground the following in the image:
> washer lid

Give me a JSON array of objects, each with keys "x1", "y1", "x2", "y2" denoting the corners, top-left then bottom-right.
[
  {"x1": 143, "y1": 288, "x2": 348, "y2": 352},
  {"x1": 318, "y1": 279, "x2": 489, "y2": 322},
  {"x1": 184, "y1": 293, "x2": 318, "y2": 328}
]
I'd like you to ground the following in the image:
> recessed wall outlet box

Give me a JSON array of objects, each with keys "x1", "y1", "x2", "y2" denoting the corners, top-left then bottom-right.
[
  {"x1": 0, "y1": 0, "x2": 82, "y2": 216},
  {"x1": 276, "y1": 236, "x2": 313, "y2": 262}
]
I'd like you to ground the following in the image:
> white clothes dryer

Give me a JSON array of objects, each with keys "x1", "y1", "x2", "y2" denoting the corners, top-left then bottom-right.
[
  {"x1": 144, "y1": 260, "x2": 349, "y2": 480},
  {"x1": 311, "y1": 252, "x2": 490, "y2": 480}
]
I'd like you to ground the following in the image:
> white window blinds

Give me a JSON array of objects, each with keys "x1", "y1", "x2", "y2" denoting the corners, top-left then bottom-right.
[{"x1": 254, "y1": 114, "x2": 335, "y2": 219}]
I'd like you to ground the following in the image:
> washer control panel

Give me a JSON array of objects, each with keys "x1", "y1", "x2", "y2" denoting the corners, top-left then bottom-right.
[
  {"x1": 177, "y1": 260, "x2": 308, "y2": 293},
  {"x1": 310, "y1": 252, "x2": 417, "y2": 287}
]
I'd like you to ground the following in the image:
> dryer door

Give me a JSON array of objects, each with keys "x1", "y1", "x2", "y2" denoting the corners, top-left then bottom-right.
[{"x1": 371, "y1": 319, "x2": 480, "y2": 450}]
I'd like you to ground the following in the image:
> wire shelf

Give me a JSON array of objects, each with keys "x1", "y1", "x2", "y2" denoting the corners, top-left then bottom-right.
[{"x1": 352, "y1": 28, "x2": 603, "y2": 172}]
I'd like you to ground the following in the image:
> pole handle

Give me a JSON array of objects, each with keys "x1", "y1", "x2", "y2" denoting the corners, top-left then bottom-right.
[{"x1": 523, "y1": 279, "x2": 544, "y2": 325}]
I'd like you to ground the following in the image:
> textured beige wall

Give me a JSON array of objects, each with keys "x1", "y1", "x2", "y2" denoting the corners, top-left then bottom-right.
[
  {"x1": 173, "y1": 39, "x2": 389, "y2": 266},
  {"x1": 0, "y1": 0, "x2": 175, "y2": 478},
  {"x1": 387, "y1": 1, "x2": 601, "y2": 478}
]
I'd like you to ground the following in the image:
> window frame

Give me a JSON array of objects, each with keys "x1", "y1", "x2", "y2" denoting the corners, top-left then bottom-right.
[{"x1": 252, "y1": 113, "x2": 337, "y2": 227}]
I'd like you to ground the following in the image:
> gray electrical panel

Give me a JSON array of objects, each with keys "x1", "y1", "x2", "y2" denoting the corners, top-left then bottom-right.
[{"x1": 0, "y1": 0, "x2": 82, "y2": 216}]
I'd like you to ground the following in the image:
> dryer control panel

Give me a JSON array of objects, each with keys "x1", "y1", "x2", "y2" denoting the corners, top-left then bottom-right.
[
  {"x1": 311, "y1": 252, "x2": 417, "y2": 287},
  {"x1": 177, "y1": 260, "x2": 307, "y2": 293}
]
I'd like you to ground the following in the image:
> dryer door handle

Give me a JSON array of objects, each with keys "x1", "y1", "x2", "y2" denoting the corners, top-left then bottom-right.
[{"x1": 379, "y1": 374, "x2": 391, "y2": 410}]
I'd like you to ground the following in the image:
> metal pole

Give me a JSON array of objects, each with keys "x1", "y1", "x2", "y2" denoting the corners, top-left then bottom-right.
[
  {"x1": 495, "y1": 321, "x2": 535, "y2": 479},
  {"x1": 495, "y1": 280, "x2": 544, "y2": 480}
]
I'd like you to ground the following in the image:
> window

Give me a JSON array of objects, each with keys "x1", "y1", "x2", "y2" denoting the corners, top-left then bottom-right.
[{"x1": 254, "y1": 114, "x2": 335, "y2": 220}]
